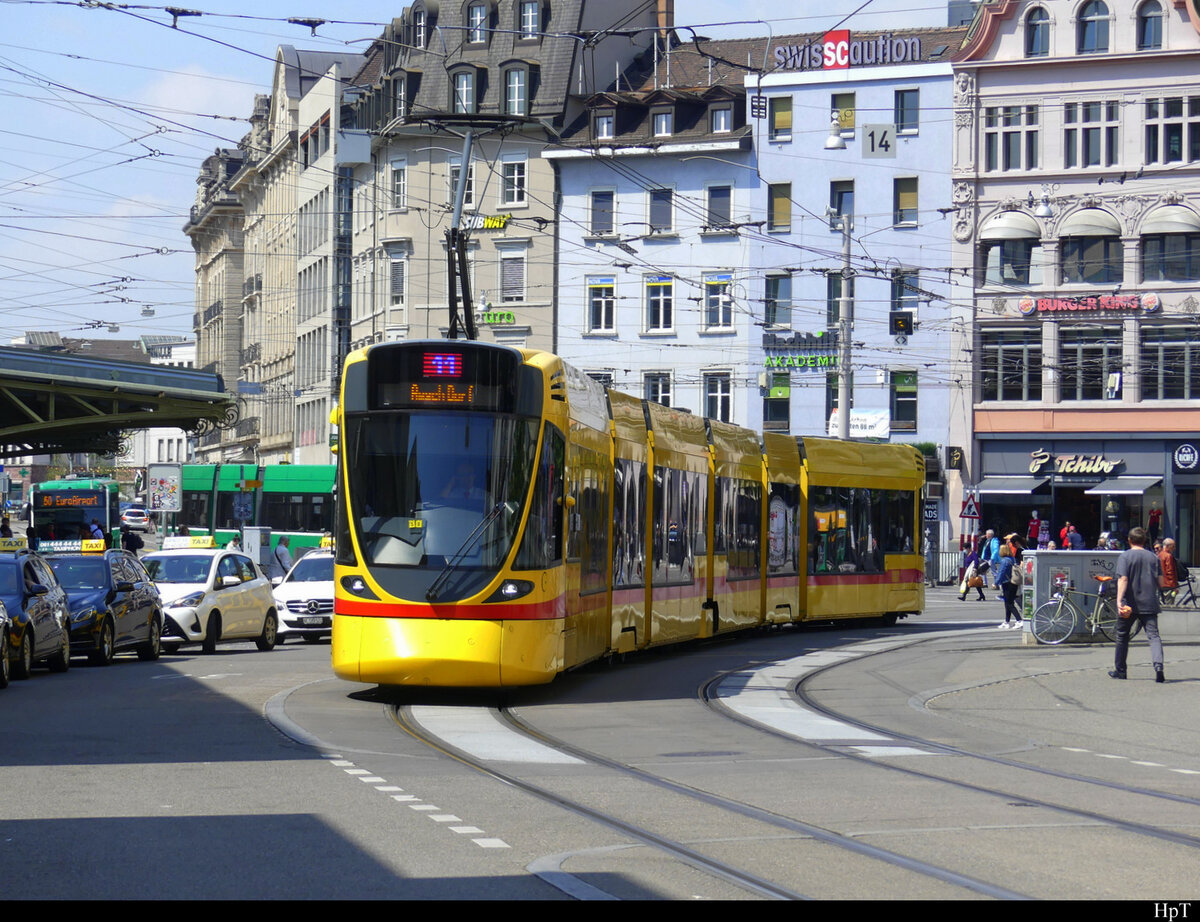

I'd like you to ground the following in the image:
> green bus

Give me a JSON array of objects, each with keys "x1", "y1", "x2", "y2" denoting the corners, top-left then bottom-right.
[
  {"x1": 177, "y1": 464, "x2": 334, "y2": 551},
  {"x1": 30, "y1": 477, "x2": 121, "y2": 550}
]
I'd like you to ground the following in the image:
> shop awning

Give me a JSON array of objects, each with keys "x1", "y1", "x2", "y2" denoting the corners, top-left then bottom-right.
[
  {"x1": 976, "y1": 476, "x2": 1051, "y2": 495},
  {"x1": 979, "y1": 210, "x2": 1042, "y2": 240},
  {"x1": 1084, "y1": 477, "x2": 1162, "y2": 495}
]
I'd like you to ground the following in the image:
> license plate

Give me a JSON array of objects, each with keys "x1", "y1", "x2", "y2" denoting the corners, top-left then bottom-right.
[{"x1": 300, "y1": 617, "x2": 327, "y2": 626}]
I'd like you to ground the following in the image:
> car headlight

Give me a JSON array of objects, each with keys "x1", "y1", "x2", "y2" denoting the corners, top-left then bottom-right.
[
  {"x1": 72, "y1": 607, "x2": 99, "y2": 625},
  {"x1": 170, "y1": 592, "x2": 205, "y2": 609}
]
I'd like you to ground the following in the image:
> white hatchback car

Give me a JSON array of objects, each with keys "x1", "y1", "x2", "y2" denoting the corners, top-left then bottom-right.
[
  {"x1": 142, "y1": 547, "x2": 278, "y2": 654},
  {"x1": 272, "y1": 549, "x2": 333, "y2": 643}
]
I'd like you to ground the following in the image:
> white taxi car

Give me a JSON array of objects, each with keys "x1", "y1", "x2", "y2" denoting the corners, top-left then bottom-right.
[
  {"x1": 272, "y1": 549, "x2": 333, "y2": 643},
  {"x1": 142, "y1": 537, "x2": 278, "y2": 654}
]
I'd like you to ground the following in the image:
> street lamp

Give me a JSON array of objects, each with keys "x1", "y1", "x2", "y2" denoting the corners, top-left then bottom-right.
[{"x1": 823, "y1": 112, "x2": 847, "y2": 151}]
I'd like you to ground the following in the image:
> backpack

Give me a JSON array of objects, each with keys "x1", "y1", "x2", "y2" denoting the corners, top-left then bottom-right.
[
  {"x1": 1177, "y1": 559, "x2": 1190, "y2": 581},
  {"x1": 1010, "y1": 560, "x2": 1023, "y2": 586}
]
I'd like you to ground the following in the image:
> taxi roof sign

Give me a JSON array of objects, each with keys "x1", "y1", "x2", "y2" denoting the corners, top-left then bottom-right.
[
  {"x1": 161, "y1": 535, "x2": 217, "y2": 550},
  {"x1": 41, "y1": 538, "x2": 107, "y2": 554},
  {"x1": 0, "y1": 536, "x2": 29, "y2": 551}
]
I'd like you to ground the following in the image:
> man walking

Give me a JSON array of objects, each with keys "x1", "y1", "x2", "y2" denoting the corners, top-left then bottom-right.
[
  {"x1": 983, "y1": 529, "x2": 1001, "y2": 588},
  {"x1": 1111, "y1": 527, "x2": 1167, "y2": 683}
]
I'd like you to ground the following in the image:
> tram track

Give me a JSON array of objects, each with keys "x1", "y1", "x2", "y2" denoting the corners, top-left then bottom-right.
[
  {"x1": 392, "y1": 700, "x2": 1031, "y2": 901},
  {"x1": 702, "y1": 631, "x2": 1200, "y2": 852}
]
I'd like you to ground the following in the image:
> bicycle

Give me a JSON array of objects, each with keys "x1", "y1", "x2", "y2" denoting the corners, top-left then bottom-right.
[{"x1": 1031, "y1": 574, "x2": 1119, "y2": 645}]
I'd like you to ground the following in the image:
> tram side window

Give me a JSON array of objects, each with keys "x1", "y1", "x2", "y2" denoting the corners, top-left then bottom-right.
[
  {"x1": 882, "y1": 489, "x2": 915, "y2": 553},
  {"x1": 567, "y1": 445, "x2": 609, "y2": 595},
  {"x1": 612, "y1": 457, "x2": 646, "y2": 587},
  {"x1": 767, "y1": 483, "x2": 800, "y2": 576},
  {"x1": 810, "y1": 486, "x2": 848, "y2": 575},
  {"x1": 514, "y1": 423, "x2": 565, "y2": 569},
  {"x1": 180, "y1": 492, "x2": 210, "y2": 532},
  {"x1": 728, "y1": 478, "x2": 762, "y2": 581}
]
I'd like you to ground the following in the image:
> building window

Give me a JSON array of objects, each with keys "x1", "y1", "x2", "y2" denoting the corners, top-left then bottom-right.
[
  {"x1": 394, "y1": 77, "x2": 407, "y2": 119},
  {"x1": 711, "y1": 106, "x2": 732, "y2": 133},
  {"x1": 765, "y1": 275, "x2": 791, "y2": 328},
  {"x1": 1144, "y1": 96, "x2": 1200, "y2": 165},
  {"x1": 518, "y1": 0, "x2": 539, "y2": 38},
  {"x1": 832, "y1": 91, "x2": 855, "y2": 138},
  {"x1": 1064, "y1": 100, "x2": 1119, "y2": 168},
  {"x1": 768, "y1": 183, "x2": 791, "y2": 232},
  {"x1": 769, "y1": 96, "x2": 792, "y2": 141},
  {"x1": 891, "y1": 270, "x2": 919, "y2": 311},
  {"x1": 653, "y1": 110, "x2": 673, "y2": 137},
  {"x1": 894, "y1": 89, "x2": 919, "y2": 135},
  {"x1": 505, "y1": 68, "x2": 528, "y2": 116},
  {"x1": 502, "y1": 159, "x2": 526, "y2": 206},
  {"x1": 448, "y1": 161, "x2": 475, "y2": 206},
  {"x1": 980, "y1": 326, "x2": 1042, "y2": 401},
  {"x1": 390, "y1": 163, "x2": 407, "y2": 209},
  {"x1": 1061, "y1": 236, "x2": 1123, "y2": 284},
  {"x1": 589, "y1": 189, "x2": 614, "y2": 235},
  {"x1": 893, "y1": 177, "x2": 918, "y2": 226},
  {"x1": 1141, "y1": 325, "x2": 1200, "y2": 399},
  {"x1": 707, "y1": 185, "x2": 732, "y2": 229},
  {"x1": 500, "y1": 253, "x2": 525, "y2": 302},
  {"x1": 1138, "y1": 1, "x2": 1163, "y2": 50},
  {"x1": 704, "y1": 373, "x2": 732, "y2": 422},
  {"x1": 413, "y1": 9, "x2": 427, "y2": 47},
  {"x1": 981, "y1": 238, "x2": 1043, "y2": 286},
  {"x1": 1060, "y1": 324, "x2": 1122, "y2": 400},
  {"x1": 452, "y1": 71, "x2": 475, "y2": 114},
  {"x1": 389, "y1": 258, "x2": 405, "y2": 306},
  {"x1": 984, "y1": 105, "x2": 1039, "y2": 171},
  {"x1": 763, "y1": 373, "x2": 790, "y2": 430},
  {"x1": 890, "y1": 371, "x2": 917, "y2": 430},
  {"x1": 645, "y1": 372, "x2": 671, "y2": 407},
  {"x1": 1025, "y1": 6, "x2": 1049, "y2": 57},
  {"x1": 587, "y1": 277, "x2": 615, "y2": 333},
  {"x1": 826, "y1": 272, "x2": 853, "y2": 325},
  {"x1": 645, "y1": 276, "x2": 673, "y2": 331},
  {"x1": 1077, "y1": 1, "x2": 1110, "y2": 54},
  {"x1": 467, "y1": 3, "x2": 488, "y2": 42},
  {"x1": 703, "y1": 274, "x2": 733, "y2": 330},
  {"x1": 829, "y1": 180, "x2": 854, "y2": 229},
  {"x1": 1143, "y1": 233, "x2": 1200, "y2": 281},
  {"x1": 594, "y1": 112, "x2": 614, "y2": 140},
  {"x1": 649, "y1": 188, "x2": 673, "y2": 233}
]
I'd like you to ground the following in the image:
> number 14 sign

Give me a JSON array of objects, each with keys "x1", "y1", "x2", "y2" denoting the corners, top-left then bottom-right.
[{"x1": 862, "y1": 124, "x2": 897, "y2": 159}]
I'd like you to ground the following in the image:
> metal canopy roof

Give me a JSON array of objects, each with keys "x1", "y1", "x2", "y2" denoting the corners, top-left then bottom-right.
[
  {"x1": 1084, "y1": 477, "x2": 1163, "y2": 495},
  {"x1": 976, "y1": 476, "x2": 1051, "y2": 495},
  {"x1": 0, "y1": 345, "x2": 235, "y2": 459}
]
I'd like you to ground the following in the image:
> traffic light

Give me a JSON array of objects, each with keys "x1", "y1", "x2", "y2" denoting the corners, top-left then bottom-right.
[{"x1": 888, "y1": 310, "x2": 914, "y2": 336}]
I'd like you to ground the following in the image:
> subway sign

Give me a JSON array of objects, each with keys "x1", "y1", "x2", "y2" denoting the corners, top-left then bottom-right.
[{"x1": 773, "y1": 31, "x2": 923, "y2": 71}]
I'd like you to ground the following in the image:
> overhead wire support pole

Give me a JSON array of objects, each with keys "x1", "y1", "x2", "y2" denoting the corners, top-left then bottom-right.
[
  {"x1": 446, "y1": 129, "x2": 477, "y2": 340},
  {"x1": 837, "y1": 213, "x2": 853, "y2": 441}
]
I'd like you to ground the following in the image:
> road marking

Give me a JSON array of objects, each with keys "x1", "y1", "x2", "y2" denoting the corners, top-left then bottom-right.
[{"x1": 409, "y1": 705, "x2": 585, "y2": 764}]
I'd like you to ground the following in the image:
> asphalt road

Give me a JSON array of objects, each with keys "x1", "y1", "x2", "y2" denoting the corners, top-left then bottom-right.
[{"x1": 2, "y1": 591, "x2": 1197, "y2": 900}]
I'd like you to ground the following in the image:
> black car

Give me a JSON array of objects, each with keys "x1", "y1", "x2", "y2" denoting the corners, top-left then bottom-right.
[
  {"x1": 48, "y1": 550, "x2": 163, "y2": 665},
  {"x1": 0, "y1": 601, "x2": 10, "y2": 688},
  {"x1": 0, "y1": 549, "x2": 72, "y2": 678}
]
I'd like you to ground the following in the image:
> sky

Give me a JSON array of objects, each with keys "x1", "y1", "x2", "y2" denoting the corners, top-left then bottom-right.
[{"x1": 0, "y1": 0, "x2": 954, "y2": 343}]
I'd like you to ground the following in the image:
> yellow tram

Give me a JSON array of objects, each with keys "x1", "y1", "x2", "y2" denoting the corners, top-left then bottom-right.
[{"x1": 331, "y1": 341, "x2": 925, "y2": 687}]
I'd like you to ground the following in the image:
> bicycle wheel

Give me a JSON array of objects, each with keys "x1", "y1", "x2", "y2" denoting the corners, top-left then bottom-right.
[
  {"x1": 1032, "y1": 599, "x2": 1077, "y2": 645},
  {"x1": 1092, "y1": 599, "x2": 1119, "y2": 643}
]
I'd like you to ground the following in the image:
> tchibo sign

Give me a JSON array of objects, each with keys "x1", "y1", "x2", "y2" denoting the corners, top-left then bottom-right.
[{"x1": 773, "y1": 31, "x2": 923, "y2": 71}]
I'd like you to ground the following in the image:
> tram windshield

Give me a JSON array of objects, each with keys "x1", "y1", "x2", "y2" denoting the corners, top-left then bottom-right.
[{"x1": 344, "y1": 412, "x2": 539, "y2": 571}]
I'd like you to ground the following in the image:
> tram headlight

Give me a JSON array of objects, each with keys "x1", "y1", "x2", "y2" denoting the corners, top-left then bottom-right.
[{"x1": 484, "y1": 579, "x2": 535, "y2": 603}]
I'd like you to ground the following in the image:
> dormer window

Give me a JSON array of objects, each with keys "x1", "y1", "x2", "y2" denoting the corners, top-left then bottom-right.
[
  {"x1": 467, "y1": 3, "x2": 488, "y2": 43},
  {"x1": 518, "y1": 0, "x2": 540, "y2": 39},
  {"x1": 504, "y1": 67, "x2": 529, "y2": 116},
  {"x1": 412, "y1": 7, "x2": 427, "y2": 48},
  {"x1": 653, "y1": 110, "x2": 673, "y2": 137},
  {"x1": 711, "y1": 106, "x2": 731, "y2": 133},
  {"x1": 595, "y1": 111, "x2": 615, "y2": 140},
  {"x1": 452, "y1": 69, "x2": 476, "y2": 114}
]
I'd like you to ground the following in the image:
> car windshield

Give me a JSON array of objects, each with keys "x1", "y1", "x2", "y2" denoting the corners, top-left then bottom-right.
[
  {"x1": 286, "y1": 556, "x2": 333, "y2": 583},
  {"x1": 48, "y1": 558, "x2": 108, "y2": 590},
  {"x1": 143, "y1": 554, "x2": 212, "y2": 584}
]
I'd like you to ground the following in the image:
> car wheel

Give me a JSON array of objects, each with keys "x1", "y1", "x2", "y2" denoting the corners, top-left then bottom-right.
[
  {"x1": 12, "y1": 629, "x2": 33, "y2": 680},
  {"x1": 202, "y1": 612, "x2": 221, "y2": 655},
  {"x1": 161, "y1": 642, "x2": 181, "y2": 655},
  {"x1": 47, "y1": 628, "x2": 70, "y2": 673},
  {"x1": 89, "y1": 618, "x2": 115, "y2": 666},
  {"x1": 255, "y1": 610, "x2": 278, "y2": 652},
  {"x1": 0, "y1": 631, "x2": 10, "y2": 689},
  {"x1": 137, "y1": 617, "x2": 162, "y2": 661}
]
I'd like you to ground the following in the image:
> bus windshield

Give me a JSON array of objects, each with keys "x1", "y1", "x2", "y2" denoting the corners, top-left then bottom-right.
[{"x1": 345, "y1": 412, "x2": 538, "y2": 571}]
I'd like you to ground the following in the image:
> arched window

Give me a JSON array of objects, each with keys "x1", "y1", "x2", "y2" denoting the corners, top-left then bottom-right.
[
  {"x1": 1141, "y1": 205, "x2": 1200, "y2": 281},
  {"x1": 1077, "y1": 1, "x2": 1110, "y2": 54},
  {"x1": 1137, "y1": 0, "x2": 1163, "y2": 50},
  {"x1": 979, "y1": 211, "x2": 1044, "y2": 287},
  {"x1": 1059, "y1": 208, "x2": 1123, "y2": 284},
  {"x1": 1025, "y1": 7, "x2": 1049, "y2": 57}
]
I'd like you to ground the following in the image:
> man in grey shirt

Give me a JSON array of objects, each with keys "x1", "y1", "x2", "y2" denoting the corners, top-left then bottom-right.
[{"x1": 1111, "y1": 526, "x2": 1166, "y2": 683}]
